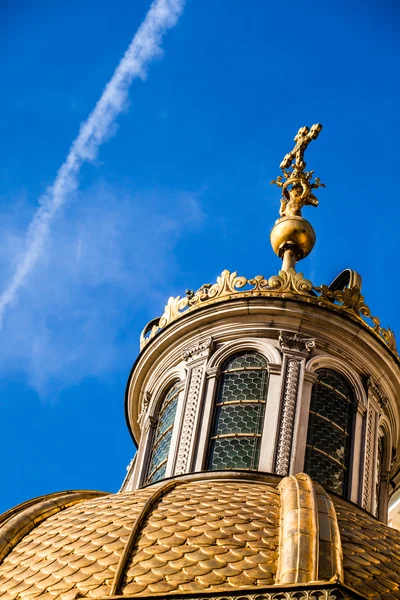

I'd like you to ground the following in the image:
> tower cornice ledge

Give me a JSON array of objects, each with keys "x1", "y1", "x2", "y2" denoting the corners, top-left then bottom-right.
[
  {"x1": 126, "y1": 294, "x2": 400, "y2": 447},
  {"x1": 140, "y1": 268, "x2": 398, "y2": 363}
]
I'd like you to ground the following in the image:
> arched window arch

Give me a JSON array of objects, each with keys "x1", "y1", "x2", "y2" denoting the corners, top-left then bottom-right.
[
  {"x1": 144, "y1": 383, "x2": 180, "y2": 484},
  {"x1": 304, "y1": 368, "x2": 354, "y2": 496},
  {"x1": 207, "y1": 351, "x2": 268, "y2": 471}
]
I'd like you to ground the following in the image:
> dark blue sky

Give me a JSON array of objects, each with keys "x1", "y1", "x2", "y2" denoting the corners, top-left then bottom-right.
[{"x1": 0, "y1": 0, "x2": 399, "y2": 512}]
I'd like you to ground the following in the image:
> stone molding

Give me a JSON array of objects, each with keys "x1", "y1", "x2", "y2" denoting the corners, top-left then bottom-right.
[
  {"x1": 137, "y1": 391, "x2": 151, "y2": 425},
  {"x1": 182, "y1": 337, "x2": 214, "y2": 362},
  {"x1": 205, "y1": 366, "x2": 219, "y2": 379},
  {"x1": 268, "y1": 362, "x2": 283, "y2": 375},
  {"x1": 279, "y1": 330, "x2": 316, "y2": 355},
  {"x1": 365, "y1": 375, "x2": 388, "y2": 409}
]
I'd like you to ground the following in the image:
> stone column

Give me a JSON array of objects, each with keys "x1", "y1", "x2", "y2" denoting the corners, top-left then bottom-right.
[
  {"x1": 173, "y1": 337, "x2": 214, "y2": 476},
  {"x1": 361, "y1": 378, "x2": 388, "y2": 514},
  {"x1": 193, "y1": 365, "x2": 219, "y2": 471},
  {"x1": 291, "y1": 370, "x2": 317, "y2": 474},
  {"x1": 349, "y1": 401, "x2": 367, "y2": 504},
  {"x1": 258, "y1": 363, "x2": 283, "y2": 473},
  {"x1": 275, "y1": 331, "x2": 315, "y2": 477},
  {"x1": 362, "y1": 394, "x2": 379, "y2": 512}
]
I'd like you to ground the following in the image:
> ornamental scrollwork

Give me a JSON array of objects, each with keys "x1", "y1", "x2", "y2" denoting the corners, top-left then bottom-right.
[
  {"x1": 139, "y1": 269, "x2": 397, "y2": 362},
  {"x1": 180, "y1": 588, "x2": 354, "y2": 600},
  {"x1": 279, "y1": 331, "x2": 316, "y2": 354}
]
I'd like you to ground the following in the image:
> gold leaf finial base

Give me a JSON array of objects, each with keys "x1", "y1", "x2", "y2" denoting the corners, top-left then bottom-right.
[{"x1": 270, "y1": 215, "x2": 316, "y2": 260}]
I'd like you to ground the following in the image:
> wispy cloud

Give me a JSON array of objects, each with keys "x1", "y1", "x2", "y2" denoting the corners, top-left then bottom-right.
[
  {"x1": 0, "y1": 182, "x2": 205, "y2": 394},
  {"x1": 0, "y1": 0, "x2": 185, "y2": 325}
]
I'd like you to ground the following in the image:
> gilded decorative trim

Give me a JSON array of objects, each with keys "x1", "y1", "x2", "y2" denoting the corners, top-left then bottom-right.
[
  {"x1": 151, "y1": 591, "x2": 357, "y2": 600},
  {"x1": 140, "y1": 269, "x2": 397, "y2": 361},
  {"x1": 277, "y1": 474, "x2": 343, "y2": 585},
  {"x1": 175, "y1": 365, "x2": 204, "y2": 475},
  {"x1": 109, "y1": 480, "x2": 180, "y2": 596},
  {"x1": 275, "y1": 358, "x2": 300, "y2": 476}
]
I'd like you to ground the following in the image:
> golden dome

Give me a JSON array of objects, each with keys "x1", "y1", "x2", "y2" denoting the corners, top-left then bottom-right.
[{"x1": 0, "y1": 473, "x2": 399, "y2": 600}]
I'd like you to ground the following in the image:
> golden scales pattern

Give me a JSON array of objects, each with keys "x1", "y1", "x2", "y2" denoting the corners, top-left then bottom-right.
[{"x1": 1, "y1": 479, "x2": 400, "y2": 599}]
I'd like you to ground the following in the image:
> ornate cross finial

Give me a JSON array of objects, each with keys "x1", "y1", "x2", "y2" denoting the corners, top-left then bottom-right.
[
  {"x1": 280, "y1": 124, "x2": 322, "y2": 172},
  {"x1": 270, "y1": 125, "x2": 325, "y2": 270},
  {"x1": 271, "y1": 124, "x2": 325, "y2": 219}
]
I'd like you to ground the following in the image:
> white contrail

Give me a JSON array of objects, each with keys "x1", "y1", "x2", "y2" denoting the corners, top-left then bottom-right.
[{"x1": 0, "y1": 0, "x2": 185, "y2": 324}]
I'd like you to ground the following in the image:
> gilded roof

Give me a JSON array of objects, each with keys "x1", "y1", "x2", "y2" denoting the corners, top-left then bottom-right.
[
  {"x1": 0, "y1": 475, "x2": 400, "y2": 600},
  {"x1": 336, "y1": 499, "x2": 400, "y2": 598},
  {"x1": 0, "y1": 480, "x2": 279, "y2": 600},
  {"x1": 121, "y1": 480, "x2": 279, "y2": 596}
]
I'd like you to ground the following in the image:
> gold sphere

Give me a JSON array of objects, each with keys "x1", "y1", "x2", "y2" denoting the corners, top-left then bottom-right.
[{"x1": 270, "y1": 216, "x2": 316, "y2": 259}]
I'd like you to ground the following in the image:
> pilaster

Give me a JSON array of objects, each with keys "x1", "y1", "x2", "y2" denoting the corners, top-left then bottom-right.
[
  {"x1": 173, "y1": 337, "x2": 214, "y2": 475},
  {"x1": 275, "y1": 331, "x2": 315, "y2": 476},
  {"x1": 259, "y1": 362, "x2": 283, "y2": 472},
  {"x1": 362, "y1": 393, "x2": 379, "y2": 512}
]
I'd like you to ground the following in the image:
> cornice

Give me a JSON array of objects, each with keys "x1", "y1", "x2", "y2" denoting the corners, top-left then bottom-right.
[{"x1": 139, "y1": 269, "x2": 398, "y2": 362}]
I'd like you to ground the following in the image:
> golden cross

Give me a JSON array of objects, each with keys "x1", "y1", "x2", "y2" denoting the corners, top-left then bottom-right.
[{"x1": 280, "y1": 123, "x2": 322, "y2": 171}]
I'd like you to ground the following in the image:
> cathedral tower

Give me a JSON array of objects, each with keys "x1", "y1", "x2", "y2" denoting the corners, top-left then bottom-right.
[{"x1": 1, "y1": 126, "x2": 400, "y2": 600}]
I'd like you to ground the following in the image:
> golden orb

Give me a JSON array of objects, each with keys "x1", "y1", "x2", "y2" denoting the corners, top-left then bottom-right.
[{"x1": 270, "y1": 215, "x2": 316, "y2": 259}]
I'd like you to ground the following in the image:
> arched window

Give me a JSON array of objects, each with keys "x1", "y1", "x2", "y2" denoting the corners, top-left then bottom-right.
[
  {"x1": 207, "y1": 351, "x2": 268, "y2": 471},
  {"x1": 144, "y1": 383, "x2": 180, "y2": 485},
  {"x1": 304, "y1": 369, "x2": 354, "y2": 496}
]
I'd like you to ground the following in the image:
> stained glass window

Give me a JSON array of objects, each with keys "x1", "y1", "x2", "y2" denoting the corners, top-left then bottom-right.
[
  {"x1": 145, "y1": 383, "x2": 180, "y2": 484},
  {"x1": 207, "y1": 352, "x2": 268, "y2": 471},
  {"x1": 304, "y1": 369, "x2": 354, "y2": 495}
]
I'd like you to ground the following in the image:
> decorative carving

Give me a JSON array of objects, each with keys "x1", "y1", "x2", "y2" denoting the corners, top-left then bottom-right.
[
  {"x1": 175, "y1": 365, "x2": 204, "y2": 475},
  {"x1": 178, "y1": 589, "x2": 354, "y2": 600},
  {"x1": 315, "y1": 283, "x2": 397, "y2": 353},
  {"x1": 271, "y1": 124, "x2": 325, "y2": 218},
  {"x1": 364, "y1": 375, "x2": 388, "y2": 409},
  {"x1": 275, "y1": 358, "x2": 301, "y2": 476},
  {"x1": 140, "y1": 268, "x2": 397, "y2": 361},
  {"x1": 363, "y1": 405, "x2": 377, "y2": 512},
  {"x1": 182, "y1": 337, "x2": 214, "y2": 361},
  {"x1": 279, "y1": 330, "x2": 315, "y2": 354},
  {"x1": 137, "y1": 391, "x2": 151, "y2": 424}
]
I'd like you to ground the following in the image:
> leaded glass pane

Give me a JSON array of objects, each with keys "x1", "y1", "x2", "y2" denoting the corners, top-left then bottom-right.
[
  {"x1": 213, "y1": 403, "x2": 265, "y2": 436},
  {"x1": 223, "y1": 352, "x2": 267, "y2": 370},
  {"x1": 304, "y1": 445, "x2": 345, "y2": 494},
  {"x1": 208, "y1": 352, "x2": 268, "y2": 471},
  {"x1": 221, "y1": 370, "x2": 267, "y2": 402},
  {"x1": 209, "y1": 436, "x2": 260, "y2": 470},
  {"x1": 145, "y1": 384, "x2": 179, "y2": 485},
  {"x1": 304, "y1": 369, "x2": 354, "y2": 496}
]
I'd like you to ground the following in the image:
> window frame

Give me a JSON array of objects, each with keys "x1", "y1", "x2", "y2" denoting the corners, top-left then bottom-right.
[
  {"x1": 206, "y1": 351, "x2": 269, "y2": 472},
  {"x1": 304, "y1": 368, "x2": 355, "y2": 497},
  {"x1": 144, "y1": 382, "x2": 180, "y2": 485}
]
